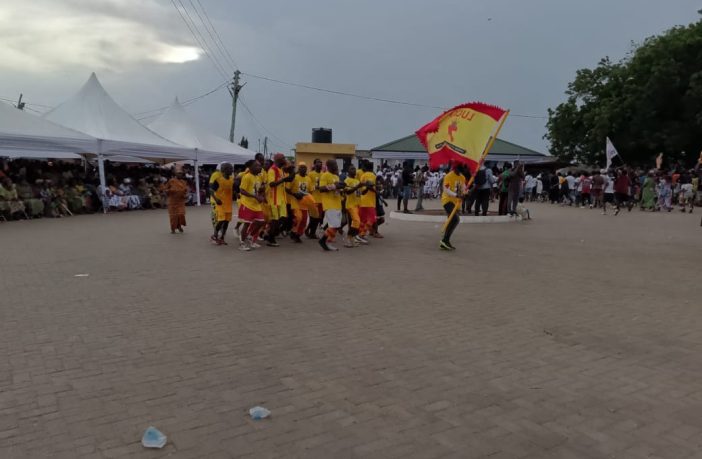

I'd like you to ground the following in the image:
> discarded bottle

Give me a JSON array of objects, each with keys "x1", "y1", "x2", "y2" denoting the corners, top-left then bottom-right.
[
  {"x1": 249, "y1": 406, "x2": 271, "y2": 420},
  {"x1": 141, "y1": 426, "x2": 167, "y2": 449}
]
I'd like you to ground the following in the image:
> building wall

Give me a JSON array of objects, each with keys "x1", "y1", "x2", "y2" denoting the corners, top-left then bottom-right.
[{"x1": 295, "y1": 142, "x2": 356, "y2": 167}]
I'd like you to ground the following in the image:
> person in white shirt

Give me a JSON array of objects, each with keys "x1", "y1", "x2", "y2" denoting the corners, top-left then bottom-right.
[
  {"x1": 524, "y1": 174, "x2": 536, "y2": 201},
  {"x1": 602, "y1": 171, "x2": 615, "y2": 214},
  {"x1": 565, "y1": 172, "x2": 576, "y2": 205}
]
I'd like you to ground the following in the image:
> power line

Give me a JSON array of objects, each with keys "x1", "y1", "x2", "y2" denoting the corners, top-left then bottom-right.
[
  {"x1": 176, "y1": 0, "x2": 230, "y2": 77},
  {"x1": 192, "y1": 0, "x2": 238, "y2": 71},
  {"x1": 242, "y1": 71, "x2": 547, "y2": 119},
  {"x1": 0, "y1": 96, "x2": 52, "y2": 111},
  {"x1": 170, "y1": 0, "x2": 229, "y2": 80},
  {"x1": 243, "y1": 71, "x2": 445, "y2": 110},
  {"x1": 238, "y1": 95, "x2": 292, "y2": 149},
  {"x1": 134, "y1": 80, "x2": 229, "y2": 120}
]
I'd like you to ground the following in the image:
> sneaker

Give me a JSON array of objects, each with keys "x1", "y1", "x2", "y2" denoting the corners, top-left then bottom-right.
[
  {"x1": 446, "y1": 242, "x2": 457, "y2": 250},
  {"x1": 372, "y1": 233, "x2": 384, "y2": 239},
  {"x1": 344, "y1": 240, "x2": 355, "y2": 248},
  {"x1": 439, "y1": 241, "x2": 452, "y2": 251},
  {"x1": 319, "y1": 238, "x2": 331, "y2": 251},
  {"x1": 291, "y1": 233, "x2": 303, "y2": 243},
  {"x1": 326, "y1": 243, "x2": 339, "y2": 251},
  {"x1": 267, "y1": 240, "x2": 280, "y2": 247},
  {"x1": 614, "y1": 208, "x2": 620, "y2": 216},
  {"x1": 250, "y1": 241, "x2": 261, "y2": 249},
  {"x1": 239, "y1": 242, "x2": 251, "y2": 251},
  {"x1": 403, "y1": 210, "x2": 413, "y2": 214},
  {"x1": 220, "y1": 239, "x2": 229, "y2": 245},
  {"x1": 210, "y1": 235, "x2": 219, "y2": 244},
  {"x1": 355, "y1": 235, "x2": 369, "y2": 245}
]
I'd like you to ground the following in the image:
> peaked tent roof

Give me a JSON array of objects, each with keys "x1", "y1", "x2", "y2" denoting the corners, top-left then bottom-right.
[
  {"x1": 0, "y1": 101, "x2": 95, "y2": 159},
  {"x1": 371, "y1": 134, "x2": 550, "y2": 163},
  {"x1": 43, "y1": 73, "x2": 190, "y2": 161},
  {"x1": 148, "y1": 98, "x2": 253, "y2": 165}
]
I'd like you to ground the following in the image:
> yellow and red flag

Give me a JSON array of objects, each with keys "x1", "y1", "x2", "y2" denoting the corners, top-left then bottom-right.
[{"x1": 416, "y1": 102, "x2": 508, "y2": 174}]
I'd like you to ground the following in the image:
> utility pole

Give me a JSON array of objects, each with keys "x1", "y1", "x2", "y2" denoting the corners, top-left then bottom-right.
[
  {"x1": 228, "y1": 70, "x2": 245, "y2": 143},
  {"x1": 16, "y1": 93, "x2": 25, "y2": 110},
  {"x1": 263, "y1": 136, "x2": 268, "y2": 158}
]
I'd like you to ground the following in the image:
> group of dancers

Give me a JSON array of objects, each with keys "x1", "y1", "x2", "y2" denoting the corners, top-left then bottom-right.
[{"x1": 208, "y1": 153, "x2": 387, "y2": 252}]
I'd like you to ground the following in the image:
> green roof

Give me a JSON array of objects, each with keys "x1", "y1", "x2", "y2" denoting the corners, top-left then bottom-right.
[{"x1": 371, "y1": 134, "x2": 545, "y2": 157}]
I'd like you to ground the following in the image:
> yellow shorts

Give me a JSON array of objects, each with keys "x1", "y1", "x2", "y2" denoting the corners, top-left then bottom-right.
[
  {"x1": 262, "y1": 204, "x2": 272, "y2": 222},
  {"x1": 299, "y1": 195, "x2": 319, "y2": 219},
  {"x1": 270, "y1": 204, "x2": 288, "y2": 220},
  {"x1": 346, "y1": 206, "x2": 361, "y2": 229},
  {"x1": 215, "y1": 206, "x2": 233, "y2": 222}
]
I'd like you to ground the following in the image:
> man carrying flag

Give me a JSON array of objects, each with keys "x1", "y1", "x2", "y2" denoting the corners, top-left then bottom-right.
[
  {"x1": 606, "y1": 137, "x2": 619, "y2": 170},
  {"x1": 440, "y1": 163, "x2": 467, "y2": 250},
  {"x1": 416, "y1": 102, "x2": 509, "y2": 249}
]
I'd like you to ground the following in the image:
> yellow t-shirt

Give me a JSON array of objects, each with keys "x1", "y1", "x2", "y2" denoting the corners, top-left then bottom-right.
[
  {"x1": 344, "y1": 177, "x2": 361, "y2": 209},
  {"x1": 441, "y1": 171, "x2": 465, "y2": 206},
  {"x1": 309, "y1": 170, "x2": 322, "y2": 203},
  {"x1": 266, "y1": 165, "x2": 287, "y2": 207},
  {"x1": 212, "y1": 174, "x2": 234, "y2": 212},
  {"x1": 289, "y1": 174, "x2": 312, "y2": 210},
  {"x1": 360, "y1": 171, "x2": 376, "y2": 208},
  {"x1": 239, "y1": 172, "x2": 263, "y2": 212},
  {"x1": 319, "y1": 172, "x2": 342, "y2": 211},
  {"x1": 209, "y1": 171, "x2": 223, "y2": 207}
]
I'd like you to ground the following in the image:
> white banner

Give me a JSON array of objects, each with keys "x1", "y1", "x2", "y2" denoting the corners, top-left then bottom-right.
[{"x1": 605, "y1": 137, "x2": 619, "y2": 169}]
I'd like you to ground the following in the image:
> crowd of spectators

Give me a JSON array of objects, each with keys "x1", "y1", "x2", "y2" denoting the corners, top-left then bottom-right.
[{"x1": 0, "y1": 159, "x2": 207, "y2": 221}]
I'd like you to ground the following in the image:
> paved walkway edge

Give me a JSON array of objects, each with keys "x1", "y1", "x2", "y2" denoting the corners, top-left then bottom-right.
[{"x1": 389, "y1": 211, "x2": 521, "y2": 224}]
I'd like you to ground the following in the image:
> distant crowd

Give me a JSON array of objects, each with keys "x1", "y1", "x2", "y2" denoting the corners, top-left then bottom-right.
[
  {"x1": 0, "y1": 159, "x2": 204, "y2": 220},
  {"x1": 375, "y1": 159, "x2": 702, "y2": 217},
  {"x1": 526, "y1": 165, "x2": 701, "y2": 214},
  {"x1": 3, "y1": 157, "x2": 700, "y2": 223}
]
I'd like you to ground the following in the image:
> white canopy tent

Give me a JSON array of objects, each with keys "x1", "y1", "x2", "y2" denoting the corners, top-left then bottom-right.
[
  {"x1": 148, "y1": 98, "x2": 254, "y2": 204},
  {"x1": 43, "y1": 73, "x2": 193, "y2": 208},
  {"x1": 0, "y1": 101, "x2": 95, "y2": 159}
]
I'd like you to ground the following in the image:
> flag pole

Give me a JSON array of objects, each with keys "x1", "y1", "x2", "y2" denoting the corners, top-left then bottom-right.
[{"x1": 441, "y1": 110, "x2": 510, "y2": 232}]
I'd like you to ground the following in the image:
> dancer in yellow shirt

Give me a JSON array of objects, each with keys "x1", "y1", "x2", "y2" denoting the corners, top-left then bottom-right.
[
  {"x1": 285, "y1": 162, "x2": 317, "y2": 243},
  {"x1": 343, "y1": 164, "x2": 363, "y2": 248},
  {"x1": 306, "y1": 159, "x2": 324, "y2": 239},
  {"x1": 318, "y1": 160, "x2": 344, "y2": 251},
  {"x1": 237, "y1": 161, "x2": 266, "y2": 251},
  {"x1": 440, "y1": 164, "x2": 467, "y2": 251},
  {"x1": 209, "y1": 163, "x2": 234, "y2": 245}
]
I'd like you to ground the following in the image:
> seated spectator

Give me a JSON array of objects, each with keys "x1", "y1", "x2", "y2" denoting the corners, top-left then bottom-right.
[
  {"x1": 65, "y1": 179, "x2": 86, "y2": 214},
  {"x1": 52, "y1": 180, "x2": 72, "y2": 217},
  {"x1": 119, "y1": 178, "x2": 141, "y2": 209},
  {"x1": 16, "y1": 177, "x2": 44, "y2": 218},
  {"x1": 0, "y1": 176, "x2": 28, "y2": 219},
  {"x1": 136, "y1": 178, "x2": 153, "y2": 209},
  {"x1": 106, "y1": 178, "x2": 128, "y2": 211}
]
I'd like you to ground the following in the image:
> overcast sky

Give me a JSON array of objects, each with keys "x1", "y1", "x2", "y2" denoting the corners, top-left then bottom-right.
[{"x1": 0, "y1": 0, "x2": 699, "y2": 154}]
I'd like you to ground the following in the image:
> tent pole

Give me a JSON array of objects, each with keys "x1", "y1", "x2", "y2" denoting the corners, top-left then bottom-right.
[
  {"x1": 194, "y1": 149, "x2": 201, "y2": 206},
  {"x1": 97, "y1": 139, "x2": 108, "y2": 214}
]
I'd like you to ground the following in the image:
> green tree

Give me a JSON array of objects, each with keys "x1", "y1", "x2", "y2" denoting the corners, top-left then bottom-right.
[{"x1": 546, "y1": 20, "x2": 702, "y2": 168}]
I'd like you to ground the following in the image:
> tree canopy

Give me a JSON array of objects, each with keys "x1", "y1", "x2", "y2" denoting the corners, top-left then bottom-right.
[{"x1": 546, "y1": 20, "x2": 702, "y2": 168}]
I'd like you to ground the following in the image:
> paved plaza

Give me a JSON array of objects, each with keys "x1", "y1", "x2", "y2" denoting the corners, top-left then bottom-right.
[{"x1": 1, "y1": 202, "x2": 701, "y2": 458}]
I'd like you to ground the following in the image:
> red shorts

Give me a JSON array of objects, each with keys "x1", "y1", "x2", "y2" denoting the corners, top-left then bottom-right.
[
  {"x1": 359, "y1": 207, "x2": 377, "y2": 225},
  {"x1": 238, "y1": 205, "x2": 265, "y2": 223}
]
